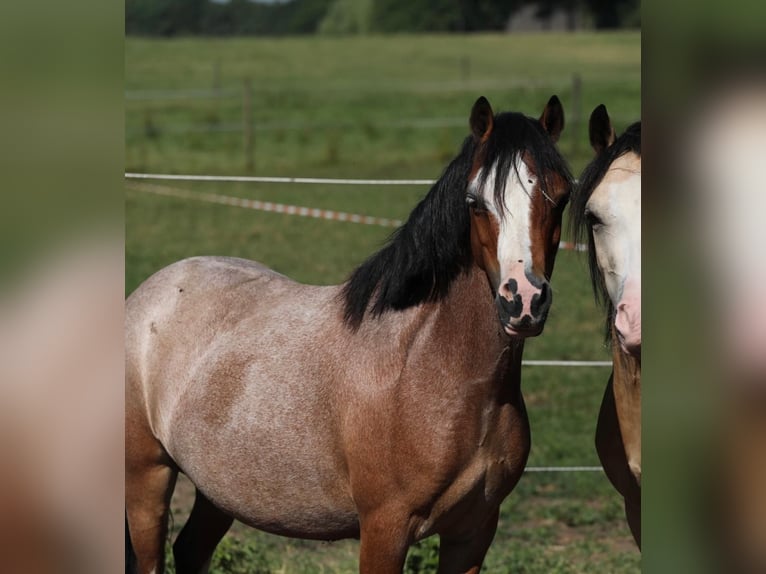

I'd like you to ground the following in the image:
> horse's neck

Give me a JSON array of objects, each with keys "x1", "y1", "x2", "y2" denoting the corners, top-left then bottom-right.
[
  {"x1": 365, "y1": 264, "x2": 524, "y2": 391},
  {"x1": 435, "y1": 264, "x2": 519, "y2": 349},
  {"x1": 611, "y1": 327, "x2": 640, "y2": 385},
  {"x1": 610, "y1": 326, "x2": 641, "y2": 476}
]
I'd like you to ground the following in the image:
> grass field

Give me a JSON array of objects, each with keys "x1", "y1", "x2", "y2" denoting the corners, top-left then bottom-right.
[{"x1": 126, "y1": 31, "x2": 641, "y2": 573}]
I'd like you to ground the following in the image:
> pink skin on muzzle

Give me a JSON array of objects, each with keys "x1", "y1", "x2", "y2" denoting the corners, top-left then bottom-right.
[
  {"x1": 497, "y1": 262, "x2": 551, "y2": 335},
  {"x1": 614, "y1": 279, "x2": 641, "y2": 356}
]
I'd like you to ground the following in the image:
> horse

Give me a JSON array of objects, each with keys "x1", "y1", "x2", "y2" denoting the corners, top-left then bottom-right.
[
  {"x1": 125, "y1": 95, "x2": 573, "y2": 574},
  {"x1": 572, "y1": 105, "x2": 641, "y2": 548}
]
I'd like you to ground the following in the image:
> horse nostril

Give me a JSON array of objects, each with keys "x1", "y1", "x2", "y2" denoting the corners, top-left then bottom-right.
[
  {"x1": 530, "y1": 282, "x2": 551, "y2": 318},
  {"x1": 496, "y1": 288, "x2": 523, "y2": 319},
  {"x1": 498, "y1": 278, "x2": 518, "y2": 300}
]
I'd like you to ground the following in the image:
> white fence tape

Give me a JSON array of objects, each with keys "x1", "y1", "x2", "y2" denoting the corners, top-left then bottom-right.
[
  {"x1": 127, "y1": 183, "x2": 405, "y2": 228},
  {"x1": 525, "y1": 466, "x2": 603, "y2": 473},
  {"x1": 126, "y1": 172, "x2": 436, "y2": 186},
  {"x1": 523, "y1": 360, "x2": 611, "y2": 367},
  {"x1": 127, "y1": 182, "x2": 589, "y2": 254},
  {"x1": 125, "y1": 175, "x2": 588, "y2": 251}
]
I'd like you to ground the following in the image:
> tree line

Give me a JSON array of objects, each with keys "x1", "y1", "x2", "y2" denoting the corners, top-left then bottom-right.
[{"x1": 126, "y1": 0, "x2": 639, "y2": 37}]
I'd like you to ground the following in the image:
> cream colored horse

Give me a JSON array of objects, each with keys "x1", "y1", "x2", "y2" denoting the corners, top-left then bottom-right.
[
  {"x1": 125, "y1": 96, "x2": 573, "y2": 573},
  {"x1": 573, "y1": 105, "x2": 641, "y2": 547}
]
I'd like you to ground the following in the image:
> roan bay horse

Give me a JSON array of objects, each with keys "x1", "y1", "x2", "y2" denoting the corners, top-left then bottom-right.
[
  {"x1": 572, "y1": 105, "x2": 641, "y2": 547},
  {"x1": 125, "y1": 95, "x2": 573, "y2": 573}
]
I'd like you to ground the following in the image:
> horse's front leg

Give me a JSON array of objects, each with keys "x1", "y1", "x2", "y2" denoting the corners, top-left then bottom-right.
[
  {"x1": 358, "y1": 509, "x2": 411, "y2": 574},
  {"x1": 436, "y1": 509, "x2": 499, "y2": 574},
  {"x1": 595, "y1": 375, "x2": 641, "y2": 548}
]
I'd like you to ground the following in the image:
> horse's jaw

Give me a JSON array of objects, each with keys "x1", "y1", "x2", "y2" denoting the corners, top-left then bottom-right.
[{"x1": 502, "y1": 323, "x2": 544, "y2": 338}]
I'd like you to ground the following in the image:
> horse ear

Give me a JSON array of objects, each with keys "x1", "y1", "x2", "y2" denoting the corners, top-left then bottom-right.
[
  {"x1": 470, "y1": 96, "x2": 494, "y2": 142},
  {"x1": 539, "y1": 95, "x2": 564, "y2": 142},
  {"x1": 589, "y1": 104, "x2": 615, "y2": 154}
]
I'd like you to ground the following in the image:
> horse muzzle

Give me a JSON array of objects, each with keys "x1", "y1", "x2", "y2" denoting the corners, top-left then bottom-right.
[
  {"x1": 615, "y1": 283, "x2": 641, "y2": 357},
  {"x1": 615, "y1": 302, "x2": 641, "y2": 358},
  {"x1": 495, "y1": 273, "x2": 552, "y2": 338}
]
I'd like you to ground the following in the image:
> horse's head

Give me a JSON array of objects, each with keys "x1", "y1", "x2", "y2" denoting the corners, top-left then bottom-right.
[
  {"x1": 466, "y1": 96, "x2": 572, "y2": 337},
  {"x1": 577, "y1": 106, "x2": 641, "y2": 357}
]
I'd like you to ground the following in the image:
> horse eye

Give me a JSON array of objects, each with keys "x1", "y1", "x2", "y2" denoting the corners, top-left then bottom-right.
[
  {"x1": 466, "y1": 194, "x2": 487, "y2": 213},
  {"x1": 585, "y1": 210, "x2": 603, "y2": 228}
]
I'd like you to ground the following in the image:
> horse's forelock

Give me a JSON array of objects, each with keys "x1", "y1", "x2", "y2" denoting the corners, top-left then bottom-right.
[{"x1": 477, "y1": 113, "x2": 573, "y2": 219}]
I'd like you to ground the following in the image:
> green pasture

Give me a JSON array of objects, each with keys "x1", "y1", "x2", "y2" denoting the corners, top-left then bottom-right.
[{"x1": 126, "y1": 32, "x2": 640, "y2": 573}]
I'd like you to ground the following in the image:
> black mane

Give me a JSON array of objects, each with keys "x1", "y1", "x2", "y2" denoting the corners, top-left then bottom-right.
[
  {"x1": 342, "y1": 111, "x2": 572, "y2": 329},
  {"x1": 571, "y1": 121, "x2": 641, "y2": 339}
]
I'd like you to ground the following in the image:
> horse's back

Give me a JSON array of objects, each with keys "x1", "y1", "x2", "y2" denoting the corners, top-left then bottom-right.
[
  {"x1": 125, "y1": 256, "x2": 359, "y2": 537},
  {"x1": 125, "y1": 255, "x2": 299, "y2": 437},
  {"x1": 126, "y1": 256, "x2": 294, "y2": 409},
  {"x1": 126, "y1": 255, "x2": 291, "y2": 317}
]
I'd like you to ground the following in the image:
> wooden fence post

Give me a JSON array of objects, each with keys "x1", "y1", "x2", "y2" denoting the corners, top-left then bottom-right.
[
  {"x1": 213, "y1": 58, "x2": 221, "y2": 96},
  {"x1": 243, "y1": 78, "x2": 254, "y2": 172}
]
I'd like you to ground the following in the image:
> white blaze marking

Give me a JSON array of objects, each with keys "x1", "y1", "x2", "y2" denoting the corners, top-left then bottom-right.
[{"x1": 470, "y1": 158, "x2": 535, "y2": 277}]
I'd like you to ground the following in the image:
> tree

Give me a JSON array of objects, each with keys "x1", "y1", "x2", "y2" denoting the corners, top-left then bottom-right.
[
  {"x1": 318, "y1": 0, "x2": 373, "y2": 35},
  {"x1": 370, "y1": 0, "x2": 511, "y2": 33},
  {"x1": 126, "y1": 0, "x2": 206, "y2": 36}
]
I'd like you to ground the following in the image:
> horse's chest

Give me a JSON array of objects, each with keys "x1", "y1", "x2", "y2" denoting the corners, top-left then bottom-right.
[
  {"x1": 476, "y1": 421, "x2": 530, "y2": 502},
  {"x1": 476, "y1": 395, "x2": 530, "y2": 482},
  {"x1": 416, "y1": 407, "x2": 530, "y2": 538}
]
